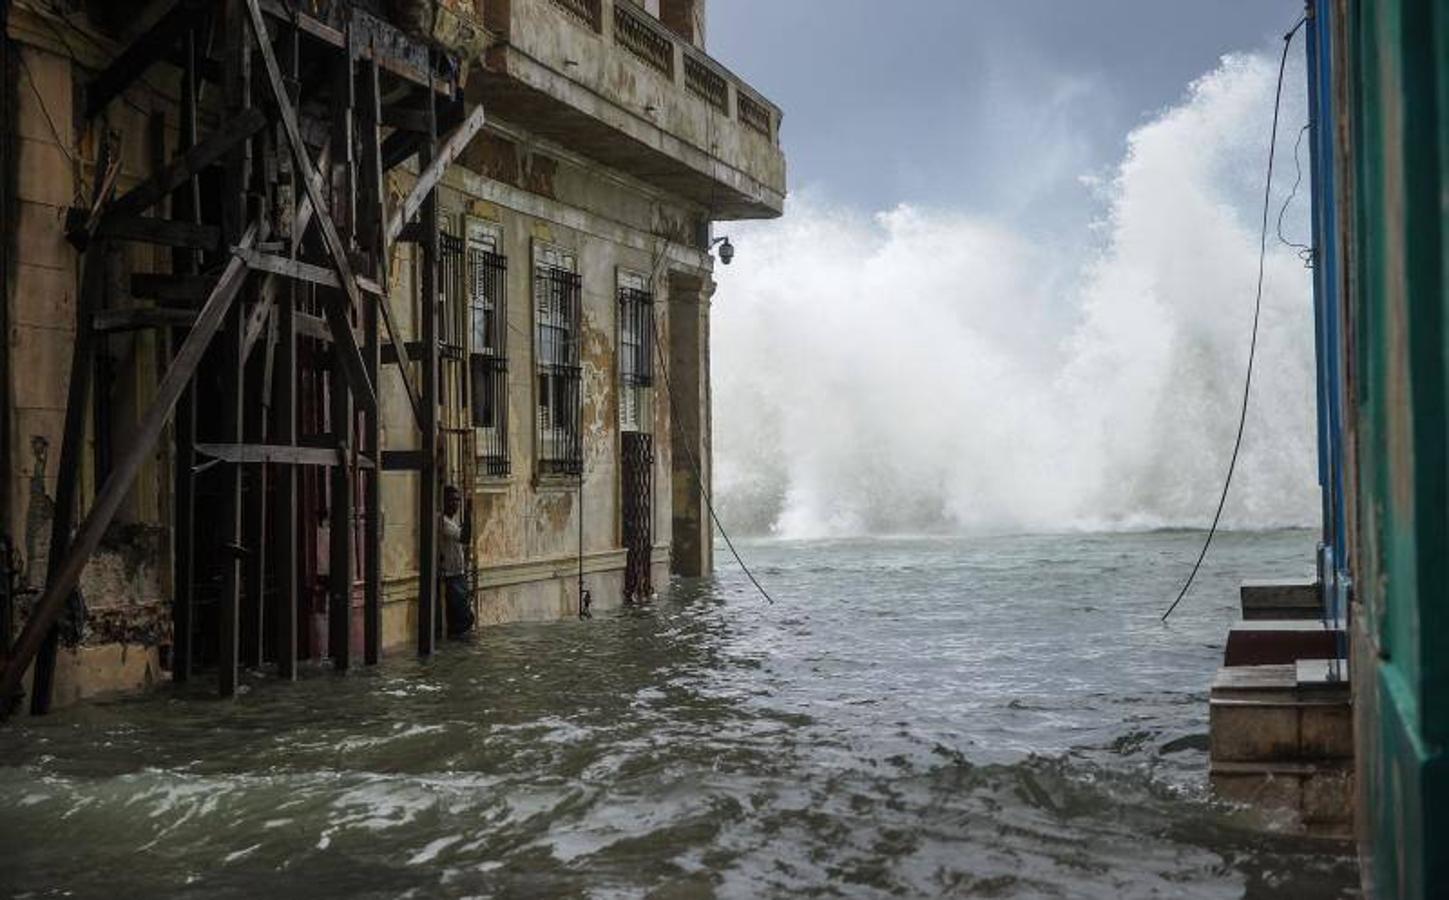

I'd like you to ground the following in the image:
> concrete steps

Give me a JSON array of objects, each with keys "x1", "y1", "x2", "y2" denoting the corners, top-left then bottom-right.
[
  {"x1": 1209, "y1": 579, "x2": 1352, "y2": 837},
  {"x1": 1240, "y1": 579, "x2": 1322, "y2": 620},
  {"x1": 1224, "y1": 618, "x2": 1344, "y2": 666}
]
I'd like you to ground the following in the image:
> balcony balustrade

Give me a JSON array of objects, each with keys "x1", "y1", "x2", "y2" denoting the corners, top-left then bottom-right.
[{"x1": 478, "y1": 0, "x2": 785, "y2": 218}]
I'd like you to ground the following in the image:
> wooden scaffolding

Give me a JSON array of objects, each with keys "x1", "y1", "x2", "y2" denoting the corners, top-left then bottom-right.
[{"x1": 1, "y1": 0, "x2": 487, "y2": 715}]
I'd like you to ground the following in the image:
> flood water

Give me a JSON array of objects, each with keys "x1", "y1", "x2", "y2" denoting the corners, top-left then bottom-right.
[{"x1": 1, "y1": 530, "x2": 1358, "y2": 898}]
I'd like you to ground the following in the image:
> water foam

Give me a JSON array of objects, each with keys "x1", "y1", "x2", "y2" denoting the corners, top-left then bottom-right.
[{"x1": 714, "y1": 53, "x2": 1316, "y2": 538}]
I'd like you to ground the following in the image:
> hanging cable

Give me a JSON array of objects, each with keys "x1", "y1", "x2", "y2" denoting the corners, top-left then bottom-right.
[
  {"x1": 1277, "y1": 122, "x2": 1316, "y2": 268},
  {"x1": 1162, "y1": 15, "x2": 1306, "y2": 623},
  {"x1": 645, "y1": 254, "x2": 776, "y2": 606}
]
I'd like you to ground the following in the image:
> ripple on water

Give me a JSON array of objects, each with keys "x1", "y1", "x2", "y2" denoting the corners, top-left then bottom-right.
[{"x1": 0, "y1": 532, "x2": 1356, "y2": 898}]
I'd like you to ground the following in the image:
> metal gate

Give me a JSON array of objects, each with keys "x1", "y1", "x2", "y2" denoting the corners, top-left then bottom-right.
[{"x1": 621, "y1": 432, "x2": 654, "y2": 601}]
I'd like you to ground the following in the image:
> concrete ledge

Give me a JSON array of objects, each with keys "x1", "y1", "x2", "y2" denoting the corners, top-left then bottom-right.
[
  {"x1": 1211, "y1": 759, "x2": 1354, "y2": 838},
  {"x1": 1241, "y1": 579, "x2": 1322, "y2": 620},
  {"x1": 1224, "y1": 620, "x2": 1344, "y2": 667}
]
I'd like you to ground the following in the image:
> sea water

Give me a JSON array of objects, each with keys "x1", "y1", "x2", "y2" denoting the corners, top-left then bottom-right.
[{"x1": 0, "y1": 530, "x2": 1357, "y2": 898}]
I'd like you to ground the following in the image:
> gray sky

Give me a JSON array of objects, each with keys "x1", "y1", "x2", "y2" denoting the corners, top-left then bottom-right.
[{"x1": 710, "y1": 1, "x2": 1305, "y2": 222}]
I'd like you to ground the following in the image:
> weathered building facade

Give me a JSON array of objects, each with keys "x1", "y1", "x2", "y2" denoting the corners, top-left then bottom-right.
[{"x1": 0, "y1": 0, "x2": 784, "y2": 711}]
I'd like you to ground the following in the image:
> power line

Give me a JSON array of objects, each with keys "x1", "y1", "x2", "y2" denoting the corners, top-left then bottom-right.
[
  {"x1": 646, "y1": 243, "x2": 776, "y2": 606},
  {"x1": 1162, "y1": 15, "x2": 1306, "y2": 623}
]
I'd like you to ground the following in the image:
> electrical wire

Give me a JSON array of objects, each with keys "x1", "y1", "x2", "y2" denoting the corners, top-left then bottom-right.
[
  {"x1": 1277, "y1": 122, "x2": 1316, "y2": 268},
  {"x1": 646, "y1": 240, "x2": 776, "y2": 606},
  {"x1": 1162, "y1": 15, "x2": 1306, "y2": 623}
]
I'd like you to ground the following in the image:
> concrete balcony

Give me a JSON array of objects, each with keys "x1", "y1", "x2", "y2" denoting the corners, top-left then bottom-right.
[{"x1": 476, "y1": 0, "x2": 785, "y2": 219}]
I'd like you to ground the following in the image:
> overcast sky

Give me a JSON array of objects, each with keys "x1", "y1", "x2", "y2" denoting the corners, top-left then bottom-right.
[{"x1": 710, "y1": 1, "x2": 1305, "y2": 223}]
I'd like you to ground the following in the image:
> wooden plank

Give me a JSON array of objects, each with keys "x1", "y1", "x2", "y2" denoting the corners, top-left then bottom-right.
[
  {"x1": 237, "y1": 248, "x2": 341, "y2": 289},
  {"x1": 107, "y1": 107, "x2": 267, "y2": 218},
  {"x1": 244, "y1": 0, "x2": 378, "y2": 417},
  {"x1": 360, "y1": 55, "x2": 384, "y2": 666},
  {"x1": 274, "y1": 14, "x2": 300, "y2": 682},
  {"x1": 131, "y1": 273, "x2": 212, "y2": 303},
  {"x1": 170, "y1": 24, "x2": 203, "y2": 685},
  {"x1": 28, "y1": 239, "x2": 109, "y2": 715},
  {"x1": 328, "y1": 345, "x2": 353, "y2": 672},
  {"x1": 217, "y1": 0, "x2": 250, "y2": 700},
  {"x1": 381, "y1": 129, "x2": 422, "y2": 171},
  {"x1": 385, "y1": 104, "x2": 486, "y2": 248},
  {"x1": 382, "y1": 450, "x2": 425, "y2": 471},
  {"x1": 93, "y1": 307, "x2": 198, "y2": 332},
  {"x1": 381, "y1": 105, "x2": 431, "y2": 133},
  {"x1": 275, "y1": 288, "x2": 298, "y2": 679},
  {"x1": 241, "y1": 296, "x2": 274, "y2": 361},
  {"x1": 417, "y1": 83, "x2": 440, "y2": 658},
  {"x1": 0, "y1": 227, "x2": 257, "y2": 716},
  {"x1": 84, "y1": 0, "x2": 207, "y2": 118},
  {"x1": 95, "y1": 215, "x2": 220, "y2": 251},
  {"x1": 195, "y1": 442, "x2": 374, "y2": 467}
]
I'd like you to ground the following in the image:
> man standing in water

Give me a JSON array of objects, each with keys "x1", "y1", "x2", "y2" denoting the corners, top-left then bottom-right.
[{"x1": 441, "y1": 485, "x2": 476, "y2": 637}]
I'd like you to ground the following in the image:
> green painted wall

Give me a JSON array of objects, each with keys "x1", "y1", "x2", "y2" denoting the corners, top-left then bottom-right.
[{"x1": 1338, "y1": 0, "x2": 1448, "y2": 896}]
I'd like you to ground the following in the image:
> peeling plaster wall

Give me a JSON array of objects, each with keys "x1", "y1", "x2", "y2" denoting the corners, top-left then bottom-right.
[
  {"x1": 5, "y1": 11, "x2": 182, "y2": 707},
  {"x1": 375, "y1": 120, "x2": 713, "y2": 639}
]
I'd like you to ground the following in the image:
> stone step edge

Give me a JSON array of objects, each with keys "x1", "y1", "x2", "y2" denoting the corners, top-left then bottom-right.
[{"x1": 1210, "y1": 759, "x2": 1354, "y2": 777}]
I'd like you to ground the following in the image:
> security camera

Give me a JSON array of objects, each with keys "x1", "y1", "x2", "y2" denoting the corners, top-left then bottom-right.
[{"x1": 711, "y1": 235, "x2": 735, "y2": 266}]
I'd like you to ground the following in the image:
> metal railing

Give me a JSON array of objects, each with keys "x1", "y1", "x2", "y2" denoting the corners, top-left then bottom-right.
[
  {"x1": 469, "y1": 248, "x2": 511, "y2": 477},
  {"x1": 535, "y1": 267, "x2": 583, "y2": 478},
  {"x1": 614, "y1": 3, "x2": 673, "y2": 78}
]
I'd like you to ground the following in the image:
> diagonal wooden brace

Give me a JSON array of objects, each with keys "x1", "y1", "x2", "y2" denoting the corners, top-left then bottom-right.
[
  {"x1": 385, "y1": 104, "x2": 486, "y2": 249},
  {"x1": 84, "y1": 0, "x2": 209, "y2": 119},
  {"x1": 244, "y1": 0, "x2": 378, "y2": 416},
  {"x1": 0, "y1": 226, "x2": 259, "y2": 716},
  {"x1": 107, "y1": 108, "x2": 267, "y2": 219}
]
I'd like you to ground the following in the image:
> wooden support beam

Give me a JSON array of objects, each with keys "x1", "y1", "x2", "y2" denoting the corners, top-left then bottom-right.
[
  {"x1": 328, "y1": 344, "x2": 354, "y2": 672},
  {"x1": 240, "y1": 295, "x2": 274, "y2": 362},
  {"x1": 170, "y1": 24, "x2": 203, "y2": 685},
  {"x1": 195, "y1": 442, "x2": 374, "y2": 467},
  {"x1": 93, "y1": 307, "x2": 198, "y2": 333},
  {"x1": 244, "y1": 0, "x2": 378, "y2": 417},
  {"x1": 380, "y1": 130, "x2": 422, "y2": 171},
  {"x1": 106, "y1": 108, "x2": 267, "y2": 219},
  {"x1": 381, "y1": 105, "x2": 431, "y2": 134},
  {"x1": 131, "y1": 274, "x2": 212, "y2": 303},
  {"x1": 275, "y1": 292, "x2": 299, "y2": 678},
  {"x1": 417, "y1": 75, "x2": 440, "y2": 658},
  {"x1": 274, "y1": 14, "x2": 301, "y2": 682},
  {"x1": 85, "y1": 0, "x2": 207, "y2": 118},
  {"x1": 382, "y1": 450, "x2": 425, "y2": 471},
  {"x1": 360, "y1": 55, "x2": 385, "y2": 666},
  {"x1": 217, "y1": 0, "x2": 250, "y2": 700},
  {"x1": 95, "y1": 215, "x2": 220, "y2": 251},
  {"x1": 0, "y1": 228, "x2": 257, "y2": 716},
  {"x1": 237, "y1": 248, "x2": 342, "y2": 289},
  {"x1": 28, "y1": 239, "x2": 109, "y2": 715},
  {"x1": 385, "y1": 104, "x2": 486, "y2": 248}
]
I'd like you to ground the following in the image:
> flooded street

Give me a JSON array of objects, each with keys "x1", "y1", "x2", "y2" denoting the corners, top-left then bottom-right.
[{"x1": 1, "y1": 531, "x2": 1357, "y2": 898}]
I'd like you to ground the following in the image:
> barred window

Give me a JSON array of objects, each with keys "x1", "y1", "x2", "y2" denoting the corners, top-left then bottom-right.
[
  {"x1": 535, "y1": 245, "x2": 582, "y2": 477},
  {"x1": 467, "y1": 220, "x2": 509, "y2": 477},
  {"x1": 438, "y1": 229, "x2": 470, "y2": 491},
  {"x1": 617, "y1": 271, "x2": 655, "y2": 434}
]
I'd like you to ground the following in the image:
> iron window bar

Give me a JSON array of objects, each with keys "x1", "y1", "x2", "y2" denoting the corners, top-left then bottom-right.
[
  {"x1": 536, "y1": 266, "x2": 583, "y2": 477},
  {"x1": 470, "y1": 247, "x2": 510, "y2": 476}
]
